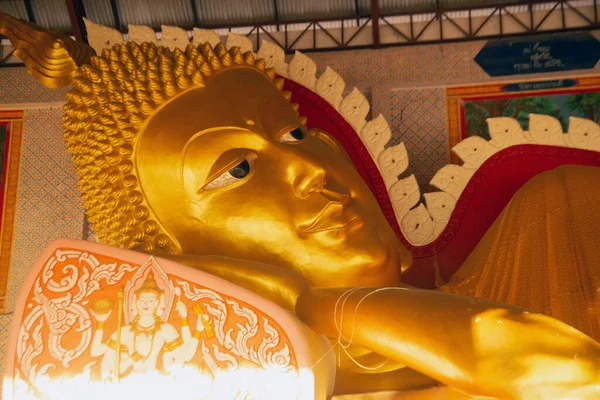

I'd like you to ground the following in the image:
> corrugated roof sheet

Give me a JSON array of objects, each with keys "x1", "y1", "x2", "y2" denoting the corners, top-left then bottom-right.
[
  {"x1": 82, "y1": 0, "x2": 116, "y2": 28},
  {"x1": 277, "y1": 0, "x2": 357, "y2": 21},
  {"x1": 0, "y1": 0, "x2": 571, "y2": 34},
  {"x1": 380, "y1": 0, "x2": 436, "y2": 14},
  {"x1": 441, "y1": 0, "x2": 526, "y2": 8},
  {"x1": 196, "y1": 0, "x2": 274, "y2": 26},
  {"x1": 117, "y1": 0, "x2": 194, "y2": 29},
  {"x1": 0, "y1": 0, "x2": 28, "y2": 21},
  {"x1": 31, "y1": 0, "x2": 71, "y2": 31}
]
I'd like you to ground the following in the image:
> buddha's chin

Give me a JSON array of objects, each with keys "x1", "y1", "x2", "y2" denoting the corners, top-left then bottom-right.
[{"x1": 304, "y1": 227, "x2": 401, "y2": 287}]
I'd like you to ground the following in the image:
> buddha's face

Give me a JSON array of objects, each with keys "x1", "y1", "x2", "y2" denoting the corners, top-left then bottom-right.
[
  {"x1": 136, "y1": 292, "x2": 159, "y2": 317},
  {"x1": 137, "y1": 67, "x2": 406, "y2": 288}
]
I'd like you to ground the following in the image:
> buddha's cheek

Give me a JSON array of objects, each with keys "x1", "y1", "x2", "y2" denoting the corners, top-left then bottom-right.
[{"x1": 222, "y1": 216, "x2": 312, "y2": 262}]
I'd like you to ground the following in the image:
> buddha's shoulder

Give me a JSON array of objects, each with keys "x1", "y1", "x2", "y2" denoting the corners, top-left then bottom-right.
[{"x1": 158, "y1": 322, "x2": 178, "y2": 335}]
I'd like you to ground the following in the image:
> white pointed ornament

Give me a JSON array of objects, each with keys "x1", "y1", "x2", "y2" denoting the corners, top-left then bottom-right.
[
  {"x1": 377, "y1": 143, "x2": 409, "y2": 188},
  {"x1": 288, "y1": 51, "x2": 317, "y2": 90},
  {"x1": 127, "y1": 24, "x2": 157, "y2": 44},
  {"x1": 389, "y1": 175, "x2": 421, "y2": 222},
  {"x1": 487, "y1": 117, "x2": 527, "y2": 148},
  {"x1": 527, "y1": 114, "x2": 565, "y2": 146},
  {"x1": 192, "y1": 28, "x2": 221, "y2": 47},
  {"x1": 339, "y1": 88, "x2": 370, "y2": 133},
  {"x1": 361, "y1": 114, "x2": 392, "y2": 159},
  {"x1": 315, "y1": 67, "x2": 345, "y2": 109},
  {"x1": 84, "y1": 18, "x2": 124, "y2": 54},
  {"x1": 430, "y1": 164, "x2": 474, "y2": 199},
  {"x1": 401, "y1": 204, "x2": 435, "y2": 245},
  {"x1": 452, "y1": 136, "x2": 497, "y2": 170},
  {"x1": 226, "y1": 33, "x2": 254, "y2": 54},
  {"x1": 161, "y1": 25, "x2": 190, "y2": 50},
  {"x1": 257, "y1": 40, "x2": 288, "y2": 76},
  {"x1": 567, "y1": 116, "x2": 600, "y2": 151}
]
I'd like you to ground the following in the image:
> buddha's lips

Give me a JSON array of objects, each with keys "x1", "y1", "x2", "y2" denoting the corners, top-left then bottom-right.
[{"x1": 299, "y1": 201, "x2": 361, "y2": 233}]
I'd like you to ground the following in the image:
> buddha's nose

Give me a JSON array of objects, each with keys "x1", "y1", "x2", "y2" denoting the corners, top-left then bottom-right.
[{"x1": 292, "y1": 160, "x2": 327, "y2": 199}]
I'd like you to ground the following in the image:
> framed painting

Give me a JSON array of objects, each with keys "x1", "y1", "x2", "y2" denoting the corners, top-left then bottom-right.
[
  {"x1": 446, "y1": 76, "x2": 600, "y2": 164},
  {"x1": 0, "y1": 110, "x2": 24, "y2": 312}
]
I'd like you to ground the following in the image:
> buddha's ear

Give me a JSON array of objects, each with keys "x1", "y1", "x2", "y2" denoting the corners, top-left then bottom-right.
[{"x1": 0, "y1": 11, "x2": 95, "y2": 88}]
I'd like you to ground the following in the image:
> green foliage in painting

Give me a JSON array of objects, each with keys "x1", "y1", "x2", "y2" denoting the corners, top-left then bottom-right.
[
  {"x1": 567, "y1": 93, "x2": 600, "y2": 123},
  {"x1": 464, "y1": 90, "x2": 600, "y2": 140}
]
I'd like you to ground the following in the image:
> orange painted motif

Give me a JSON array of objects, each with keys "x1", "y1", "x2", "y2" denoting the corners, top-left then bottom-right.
[{"x1": 8, "y1": 247, "x2": 298, "y2": 394}]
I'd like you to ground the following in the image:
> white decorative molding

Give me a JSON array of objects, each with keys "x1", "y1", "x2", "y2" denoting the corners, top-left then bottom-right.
[{"x1": 401, "y1": 114, "x2": 600, "y2": 246}]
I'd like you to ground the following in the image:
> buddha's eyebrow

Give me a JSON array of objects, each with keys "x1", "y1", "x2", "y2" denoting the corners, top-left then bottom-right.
[{"x1": 179, "y1": 126, "x2": 250, "y2": 184}]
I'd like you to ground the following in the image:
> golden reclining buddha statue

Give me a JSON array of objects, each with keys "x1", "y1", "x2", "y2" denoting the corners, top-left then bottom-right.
[{"x1": 1, "y1": 11, "x2": 600, "y2": 400}]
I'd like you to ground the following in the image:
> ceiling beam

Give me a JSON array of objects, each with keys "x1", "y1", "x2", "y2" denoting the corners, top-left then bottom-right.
[
  {"x1": 190, "y1": 0, "x2": 200, "y2": 27},
  {"x1": 273, "y1": 0, "x2": 280, "y2": 31},
  {"x1": 23, "y1": 0, "x2": 35, "y2": 23},
  {"x1": 371, "y1": 0, "x2": 380, "y2": 47},
  {"x1": 109, "y1": 0, "x2": 121, "y2": 31},
  {"x1": 64, "y1": 0, "x2": 87, "y2": 43}
]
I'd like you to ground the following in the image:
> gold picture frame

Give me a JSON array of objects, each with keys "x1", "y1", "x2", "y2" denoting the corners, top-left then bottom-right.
[{"x1": 0, "y1": 110, "x2": 24, "y2": 312}]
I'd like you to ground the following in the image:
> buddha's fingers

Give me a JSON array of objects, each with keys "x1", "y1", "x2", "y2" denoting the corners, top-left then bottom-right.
[{"x1": 295, "y1": 287, "x2": 600, "y2": 399}]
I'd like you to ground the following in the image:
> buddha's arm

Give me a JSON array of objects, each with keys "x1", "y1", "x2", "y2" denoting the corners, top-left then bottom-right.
[
  {"x1": 163, "y1": 325, "x2": 185, "y2": 369},
  {"x1": 90, "y1": 326, "x2": 107, "y2": 357},
  {"x1": 296, "y1": 287, "x2": 600, "y2": 399},
  {"x1": 150, "y1": 253, "x2": 308, "y2": 313}
]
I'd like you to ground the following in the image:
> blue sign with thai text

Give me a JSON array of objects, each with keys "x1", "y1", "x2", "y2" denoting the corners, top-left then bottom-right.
[
  {"x1": 475, "y1": 32, "x2": 600, "y2": 77},
  {"x1": 501, "y1": 79, "x2": 578, "y2": 92}
]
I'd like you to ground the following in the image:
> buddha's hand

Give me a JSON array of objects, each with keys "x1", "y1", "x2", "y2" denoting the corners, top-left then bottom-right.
[
  {"x1": 195, "y1": 314, "x2": 208, "y2": 332},
  {"x1": 90, "y1": 310, "x2": 111, "y2": 322},
  {"x1": 175, "y1": 301, "x2": 187, "y2": 318}
]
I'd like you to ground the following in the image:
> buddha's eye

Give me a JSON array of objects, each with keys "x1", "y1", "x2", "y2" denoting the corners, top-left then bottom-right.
[
  {"x1": 279, "y1": 127, "x2": 305, "y2": 143},
  {"x1": 203, "y1": 154, "x2": 256, "y2": 190}
]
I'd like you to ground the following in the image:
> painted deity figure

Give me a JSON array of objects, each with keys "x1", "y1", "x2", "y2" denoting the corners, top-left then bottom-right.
[
  {"x1": 1, "y1": 12, "x2": 599, "y2": 399},
  {"x1": 90, "y1": 271, "x2": 204, "y2": 378}
]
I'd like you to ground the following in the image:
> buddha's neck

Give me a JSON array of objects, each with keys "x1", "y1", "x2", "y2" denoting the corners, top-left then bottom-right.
[{"x1": 137, "y1": 315, "x2": 156, "y2": 328}]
